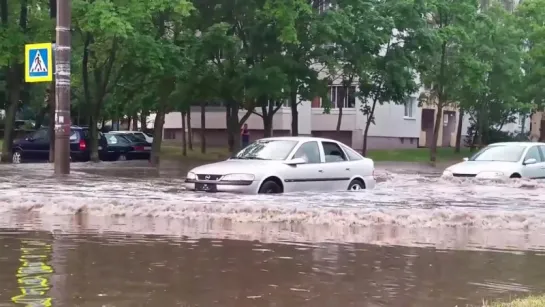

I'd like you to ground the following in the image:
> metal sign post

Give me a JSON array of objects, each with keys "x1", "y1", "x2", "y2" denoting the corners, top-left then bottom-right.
[{"x1": 54, "y1": 0, "x2": 72, "y2": 175}]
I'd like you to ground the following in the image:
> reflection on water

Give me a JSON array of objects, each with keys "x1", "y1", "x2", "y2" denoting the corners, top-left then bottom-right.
[
  {"x1": 0, "y1": 230, "x2": 544, "y2": 307},
  {"x1": 12, "y1": 240, "x2": 52, "y2": 306}
]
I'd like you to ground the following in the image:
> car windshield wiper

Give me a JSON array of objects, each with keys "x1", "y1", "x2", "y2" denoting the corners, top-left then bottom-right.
[{"x1": 237, "y1": 156, "x2": 267, "y2": 160}]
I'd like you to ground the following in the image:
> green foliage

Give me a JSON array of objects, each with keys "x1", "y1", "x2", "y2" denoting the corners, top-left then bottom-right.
[{"x1": 0, "y1": 0, "x2": 544, "y2": 157}]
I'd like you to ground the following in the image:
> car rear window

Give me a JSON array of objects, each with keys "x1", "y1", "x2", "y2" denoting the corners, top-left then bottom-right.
[
  {"x1": 105, "y1": 134, "x2": 129, "y2": 145},
  {"x1": 342, "y1": 145, "x2": 363, "y2": 160},
  {"x1": 69, "y1": 130, "x2": 78, "y2": 141},
  {"x1": 120, "y1": 134, "x2": 142, "y2": 142},
  {"x1": 131, "y1": 133, "x2": 147, "y2": 141}
]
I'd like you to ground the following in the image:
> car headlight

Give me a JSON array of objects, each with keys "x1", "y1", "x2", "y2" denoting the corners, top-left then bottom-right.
[
  {"x1": 476, "y1": 171, "x2": 504, "y2": 179},
  {"x1": 442, "y1": 169, "x2": 453, "y2": 177},
  {"x1": 221, "y1": 173, "x2": 255, "y2": 181},
  {"x1": 187, "y1": 172, "x2": 196, "y2": 180}
]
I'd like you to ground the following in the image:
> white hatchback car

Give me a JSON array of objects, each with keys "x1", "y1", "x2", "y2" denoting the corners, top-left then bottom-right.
[
  {"x1": 185, "y1": 137, "x2": 376, "y2": 194},
  {"x1": 443, "y1": 142, "x2": 545, "y2": 179}
]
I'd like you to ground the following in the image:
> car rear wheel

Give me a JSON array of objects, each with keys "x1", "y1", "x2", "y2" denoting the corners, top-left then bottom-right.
[
  {"x1": 348, "y1": 179, "x2": 365, "y2": 191},
  {"x1": 12, "y1": 151, "x2": 22, "y2": 164},
  {"x1": 258, "y1": 180, "x2": 282, "y2": 194}
]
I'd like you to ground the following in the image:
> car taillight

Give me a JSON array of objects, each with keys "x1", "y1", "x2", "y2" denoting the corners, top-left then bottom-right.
[
  {"x1": 134, "y1": 146, "x2": 144, "y2": 151},
  {"x1": 79, "y1": 139, "x2": 86, "y2": 151}
]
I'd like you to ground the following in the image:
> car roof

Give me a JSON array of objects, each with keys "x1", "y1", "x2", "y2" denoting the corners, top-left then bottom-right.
[
  {"x1": 111, "y1": 131, "x2": 141, "y2": 133},
  {"x1": 490, "y1": 142, "x2": 545, "y2": 146},
  {"x1": 259, "y1": 136, "x2": 345, "y2": 143}
]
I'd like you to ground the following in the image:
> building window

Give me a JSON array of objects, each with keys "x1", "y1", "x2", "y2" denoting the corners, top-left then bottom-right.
[
  {"x1": 320, "y1": 85, "x2": 356, "y2": 109},
  {"x1": 404, "y1": 97, "x2": 416, "y2": 118},
  {"x1": 164, "y1": 129, "x2": 177, "y2": 140}
]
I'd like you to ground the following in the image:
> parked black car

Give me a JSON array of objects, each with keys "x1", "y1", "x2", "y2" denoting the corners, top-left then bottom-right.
[
  {"x1": 99, "y1": 133, "x2": 151, "y2": 161},
  {"x1": 11, "y1": 126, "x2": 94, "y2": 163}
]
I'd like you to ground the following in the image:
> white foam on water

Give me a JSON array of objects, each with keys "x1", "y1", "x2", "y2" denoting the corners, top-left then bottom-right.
[{"x1": 1, "y1": 163, "x2": 545, "y2": 249}]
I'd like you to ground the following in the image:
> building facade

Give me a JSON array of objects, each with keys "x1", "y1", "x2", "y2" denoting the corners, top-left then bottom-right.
[{"x1": 163, "y1": 85, "x2": 436, "y2": 150}]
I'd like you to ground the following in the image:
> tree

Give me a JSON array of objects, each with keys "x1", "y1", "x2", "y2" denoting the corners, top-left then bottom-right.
[
  {"x1": 327, "y1": 0, "x2": 421, "y2": 155},
  {"x1": 516, "y1": 0, "x2": 545, "y2": 126},
  {"x1": 416, "y1": 0, "x2": 479, "y2": 163},
  {"x1": 454, "y1": 3, "x2": 525, "y2": 149},
  {"x1": 0, "y1": 0, "x2": 51, "y2": 163}
]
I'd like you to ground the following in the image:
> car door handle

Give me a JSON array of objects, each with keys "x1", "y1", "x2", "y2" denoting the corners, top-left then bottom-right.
[
  {"x1": 345, "y1": 168, "x2": 350, "y2": 171},
  {"x1": 318, "y1": 170, "x2": 323, "y2": 173}
]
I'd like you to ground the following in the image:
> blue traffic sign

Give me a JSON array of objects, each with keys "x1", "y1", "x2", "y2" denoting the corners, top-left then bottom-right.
[{"x1": 25, "y1": 43, "x2": 53, "y2": 83}]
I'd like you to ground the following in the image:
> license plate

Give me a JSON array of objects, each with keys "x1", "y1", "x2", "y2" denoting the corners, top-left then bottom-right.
[
  {"x1": 195, "y1": 183, "x2": 217, "y2": 192},
  {"x1": 144, "y1": 146, "x2": 151, "y2": 150}
]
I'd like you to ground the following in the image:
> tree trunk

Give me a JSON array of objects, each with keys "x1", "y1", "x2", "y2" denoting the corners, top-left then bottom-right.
[
  {"x1": 430, "y1": 104, "x2": 443, "y2": 163},
  {"x1": 150, "y1": 77, "x2": 175, "y2": 166},
  {"x1": 48, "y1": 80, "x2": 55, "y2": 162},
  {"x1": 430, "y1": 39, "x2": 448, "y2": 164},
  {"x1": 200, "y1": 102, "x2": 206, "y2": 154},
  {"x1": 150, "y1": 109, "x2": 165, "y2": 166},
  {"x1": 362, "y1": 99, "x2": 378, "y2": 156},
  {"x1": 0, "y1": 75, "x2": 20, "y2": 163},
  {"x1": 34, "y1": 106, "x2": 47, "y2": 129},
  {"x1": 140, "y1": 112, "x2": 147, "y2": 132},
  {"x1": 89, "y1": 114, "x2": 100, "y2": 162},
  {"x1": 336, "y1": 105, "x2": 343, "y2": 132},
  {"x1": 454, "y1": 109, "x2": 464, "y2": 153},
  {"x1": 226, "y1": 105, "x2": 239, "y2": 153},
  {"x1": 261, "y1": 103, "x2": 274, "y2": 137},
  {"x1": 187, "y1": 110, "x2": 193, "y2": 150},
  {"x1": 290, "y1": 88, "x2": 298, "y2": 136},
  {"x1": 181, "y1": 111, "x2": 187, "y2": 156},
  {"x1": 132, "y1": 113, "x2": 138, "y2": 130},
  {"x1": 263, "y1": 114, "x2": 273, "y2": 137}
]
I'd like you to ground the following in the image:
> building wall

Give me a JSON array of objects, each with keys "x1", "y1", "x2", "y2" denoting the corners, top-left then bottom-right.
[{"x1": 418, "y1": 105, "x2": 468, "y2": 148}]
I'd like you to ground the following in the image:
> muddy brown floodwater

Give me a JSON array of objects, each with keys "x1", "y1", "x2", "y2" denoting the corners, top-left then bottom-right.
[
  {"x1": 1, "y1": 161, "x2": 545, "y2": 306},
  {"x1": 0, "y1": 231, "x2": 544, "y2": 307}
]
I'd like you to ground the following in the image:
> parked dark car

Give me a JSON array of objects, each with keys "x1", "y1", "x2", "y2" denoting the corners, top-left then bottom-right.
[
  {"x1": 99, "y1": 133, "x2": 151, "y2": 161},
  {"x1": 11, "y1": 126, "x2": 93, "y2": 163}
]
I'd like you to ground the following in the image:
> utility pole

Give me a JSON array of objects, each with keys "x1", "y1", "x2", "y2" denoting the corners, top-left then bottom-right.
[{"x1": 54, "y1": 0, "x2": 71, "y2": 175}]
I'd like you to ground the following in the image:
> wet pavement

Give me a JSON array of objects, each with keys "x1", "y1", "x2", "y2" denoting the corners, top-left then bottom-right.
[{"x1": 0, "y1": 161, "x2": 545, "y2": 306}]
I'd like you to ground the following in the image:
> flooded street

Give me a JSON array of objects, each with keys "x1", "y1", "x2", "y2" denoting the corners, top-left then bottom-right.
[{"x1": 1, "y1": 161, "x2": 545, "y2": 306}]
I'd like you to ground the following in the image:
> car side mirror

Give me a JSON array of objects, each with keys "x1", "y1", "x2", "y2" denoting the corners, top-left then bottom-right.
[
  {"x1": 285, "y1": 157, "x2": 306, "y2": 165},
  {"x1": 463, "y1": 157, "x2": 468, "y2": 161},
  {"x1": 524, "y1": 158, "x2": 537, "y2": 165}
]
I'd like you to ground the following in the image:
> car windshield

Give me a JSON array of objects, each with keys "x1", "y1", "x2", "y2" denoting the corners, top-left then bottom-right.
[
  {"x1": 469, "y1": 144, "x2": 526, "y2": 162},
  {"x1": 233, "y1": 140, "x2": 298, "y2": 160}
]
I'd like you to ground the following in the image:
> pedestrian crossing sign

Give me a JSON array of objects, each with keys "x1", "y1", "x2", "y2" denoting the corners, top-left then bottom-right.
[{"x1": 25, "y1": 43, "x2": 53, "y2": 83}]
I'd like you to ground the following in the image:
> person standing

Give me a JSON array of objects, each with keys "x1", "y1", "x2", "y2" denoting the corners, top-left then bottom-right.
[{"x1": 241, "y1": 123, "x2": 250, "y2": 148}]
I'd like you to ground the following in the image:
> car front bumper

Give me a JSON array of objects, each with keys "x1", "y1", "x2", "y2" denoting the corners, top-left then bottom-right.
[{"x1": 184, "y1": 179, "x2": 260, "y2": 194}]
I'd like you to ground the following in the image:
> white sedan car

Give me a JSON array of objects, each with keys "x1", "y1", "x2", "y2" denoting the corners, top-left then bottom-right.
[
  {"x1": 443, "y1": 142, "x2": 545, "y2": 179},
  {"x1": 185, "y1": 137, "x2": 376, "y2": 194}
]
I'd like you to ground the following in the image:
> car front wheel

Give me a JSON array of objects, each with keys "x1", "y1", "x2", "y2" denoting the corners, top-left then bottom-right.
[
  {"x1": 12, "y1": 151, "x2": 22, "y2": 164},
  {"x1": 348, "y1": 179, "x2": 365, "y2": 191},
  {"x1": 258, "y1": 180, "x2": 282, "y2": 194}
]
